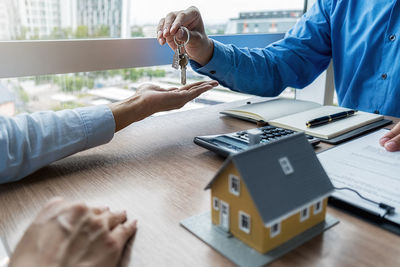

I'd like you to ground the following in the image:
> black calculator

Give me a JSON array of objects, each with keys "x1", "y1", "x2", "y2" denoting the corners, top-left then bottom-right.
[{"x1": 194, "y1": 125, "x2": 320, "y2": 157}]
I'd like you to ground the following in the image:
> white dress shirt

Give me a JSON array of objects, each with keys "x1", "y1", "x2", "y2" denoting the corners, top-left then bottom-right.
[{"x1": 0, "y1": 105, "x2": 115, "y2": 184}]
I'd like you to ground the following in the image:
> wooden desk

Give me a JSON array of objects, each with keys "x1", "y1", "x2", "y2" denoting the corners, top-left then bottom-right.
[{"x1": 1, "y1": 98, "x2": 399, "y2": 266}]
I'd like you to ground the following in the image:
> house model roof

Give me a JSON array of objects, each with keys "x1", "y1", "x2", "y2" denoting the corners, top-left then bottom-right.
[{"x1": 205, "y1": 133, "x2": 334, "y2": 226}]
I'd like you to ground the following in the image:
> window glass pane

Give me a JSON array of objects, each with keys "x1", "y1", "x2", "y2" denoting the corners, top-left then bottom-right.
[
  {"x1": 0, "y1": 65, "x2": 252, "y2": 116},
  {"x1": 241, "y1": 215, "x2": 249, "y2": 229},
  {"x1": 229, "y1": 175, "x2": 240, "y2": 195},
  {"x1": 0, "y1": 0, "x2": 305, "y2": 41}
]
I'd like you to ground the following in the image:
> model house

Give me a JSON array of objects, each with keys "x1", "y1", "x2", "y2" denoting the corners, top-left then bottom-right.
[{"x1": 205, "y1": 133, "x2": 334, "y2": 253}]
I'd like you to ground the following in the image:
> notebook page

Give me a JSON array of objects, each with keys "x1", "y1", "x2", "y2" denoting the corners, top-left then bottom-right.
[
  {"x1": 221, "y1": 98, "x2": 321, "y2": 122},
  {"x1": 269, "y1": 106, "x2": 383, "y2": 139}
]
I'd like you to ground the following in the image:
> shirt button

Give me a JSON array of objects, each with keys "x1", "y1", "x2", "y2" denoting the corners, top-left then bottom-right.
[
  {"x1": 374, "y1": 110, "x2": 380, "y2": 114},
  {"x1": 381, "y1": 73, "x2": 387, "y2": 80},
  {"x1": 389, "y1": 34, "x2": 396, "y2": 41},
  {"x1": 210, "y1": 70, "x2": 216, "y2": 74}
]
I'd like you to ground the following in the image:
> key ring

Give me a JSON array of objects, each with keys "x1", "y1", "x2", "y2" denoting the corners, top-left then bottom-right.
[{"x1": 173, "y1": 26, "x2": 190, "y2": 46}]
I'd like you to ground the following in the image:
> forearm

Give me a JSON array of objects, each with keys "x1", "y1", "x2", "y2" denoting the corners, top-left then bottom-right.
[
  {"x1": 191, "y1": 1, "x2": 332, "y2": 96},
  {"x1": 191, "y1": 40, "x2": 285, "y2": 96},
  {"x1": 190, "y1": 40, "x2": 286, "y2": 96},
  {"x1": 0, "y1": 105, "x2": 115, "y2": 183},
  {"x1": 108, "y1": 94, "x2": 149, "y2": 132}
]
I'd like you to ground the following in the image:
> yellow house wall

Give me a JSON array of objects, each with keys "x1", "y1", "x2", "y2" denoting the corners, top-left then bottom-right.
[
  {"x1": 262, "y1": 198, "x2": 328, "y2": 253},
  {"x1": 211, "y1": 163, "x2": 328, "y2": 254},
  {"x1": 211, "y1": 163, "x2": 268, "y2": 252}
]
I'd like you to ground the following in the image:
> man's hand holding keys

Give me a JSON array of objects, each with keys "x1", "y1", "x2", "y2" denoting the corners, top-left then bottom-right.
[
  {"x1": 158, "y1": 6, "x2": 400, "y2": 153},
  {"x1": 157, "y1": 6, "x2": 214, "y2": 67}
]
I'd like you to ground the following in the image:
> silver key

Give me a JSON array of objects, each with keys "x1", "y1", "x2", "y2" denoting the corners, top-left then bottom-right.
[
  {"x1": 173, "y1": 27, "x2": 191, "y2": 85},
  {"x1": 179, "y1": 51, "x2": 188, "y2": 85},
  {"x1": 172, "y1": 47, "x2": 180, "y2": 69}
]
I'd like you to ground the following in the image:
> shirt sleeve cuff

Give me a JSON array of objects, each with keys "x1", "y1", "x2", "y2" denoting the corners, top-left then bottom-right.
[
  {"x1": 76, "y1": 105, "x2": 115, "y2": 150},
  {"x1": 190, "y1": 39, "x2": 234, "y2": 80}
]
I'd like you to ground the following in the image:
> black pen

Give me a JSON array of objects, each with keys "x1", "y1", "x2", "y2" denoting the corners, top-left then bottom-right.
[{"x1": 306, "y1": 110, "x2": 358, "y2": 128}]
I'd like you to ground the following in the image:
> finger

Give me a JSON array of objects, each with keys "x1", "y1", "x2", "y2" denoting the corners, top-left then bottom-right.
[
  {"x1": 111, "y1": 220, "x2": 138, "y2": 248},
  {"x1": 179, "y1": 81, "x2": 219, "y2": 91},
  {"x1": 34, "y1": 197, "x2": 67, "y2": 222},
  {"x1": 165, "y1": 35, "x2": 177, "y2": 51},
  {"x1": 170, "y1": 7, "x2": 200, "y2": 34},
  {"x1": 42, "y1": 197, "x2": 65, "y2": 210},
  {"x1": 162, "y1": 12, "x2": 177, "y2": 38},
  {"x1": 178, "y1": 84, "x2": 214, "y2": 104},
  {"x1": 185, "y1": 84, "x2": 214, "y2": 100},
  {"x1": 92, "y1": 206, "x2": 109, "y2": 215},
  {"x1": 384, "y1": 136, "x2": 400, "y2": 151},
  {"x1": 101, "y1": 210, "x2": 127, "y2": 230},
  {"x1": 175, "y1": 28, "x2": 188, "y2": 44},
  {"x1": 55, "y1": 203, "x2": 90, "y2": 232},
  {"x1": 380, "y1": 122, "x2": 400, "y2": 146},
  {"x1": 178, "y1": 81, "x2": 210, "y2": 91},
  {"x1": 383, "y1": 126, "x2": 400, "y2": 152},
  {"x1": 157, "y1": 18, "x2": 166, "y2": 45}
]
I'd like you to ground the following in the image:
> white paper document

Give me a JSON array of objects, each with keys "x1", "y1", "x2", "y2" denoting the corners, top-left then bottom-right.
[{"x1": 318, "y1": 129, "x2": 400, "y2": 225}]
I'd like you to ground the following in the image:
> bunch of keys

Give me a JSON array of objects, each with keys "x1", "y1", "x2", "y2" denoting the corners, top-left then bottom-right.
[{"x1": 172, "y1": 26, "x2": 190, "y2": 85}]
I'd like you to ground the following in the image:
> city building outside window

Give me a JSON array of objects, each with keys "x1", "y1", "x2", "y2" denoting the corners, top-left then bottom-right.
[{"x1": 0, "y1": 0, "x2": 306, "y2": 117}]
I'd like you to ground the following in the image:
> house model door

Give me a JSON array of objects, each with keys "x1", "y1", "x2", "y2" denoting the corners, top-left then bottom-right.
[{"x1": 220, "y1": 201, "x2": 230, "y2": 232}]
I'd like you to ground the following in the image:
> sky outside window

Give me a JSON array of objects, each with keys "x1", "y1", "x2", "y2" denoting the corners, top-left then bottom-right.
[{"x1": 0, "y1": 0, "x2": 305, "y2": 40}]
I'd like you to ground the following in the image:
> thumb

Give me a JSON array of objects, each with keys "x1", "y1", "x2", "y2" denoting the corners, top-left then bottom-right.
[{"x1": 380, "y1": 122, "x2": 400, "y2": 151}]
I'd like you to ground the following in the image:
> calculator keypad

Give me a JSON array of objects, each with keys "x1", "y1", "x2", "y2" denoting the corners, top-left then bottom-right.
[
  {"x1": 232, "y1": 126, "x2": 298, "y2": 144},
  {"x1": 194, "y1": 125, "x2": 320, "y2": 157}
]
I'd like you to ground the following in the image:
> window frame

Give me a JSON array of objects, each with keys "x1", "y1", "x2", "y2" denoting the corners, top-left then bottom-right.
[
  {"x1": 300, "y1": 206, "x2": 310, "y2": 222},
  {"x1": 238, "y1": 211, "x2": 251, "y2": 234},
  {"x1": 1, "y1": 0, "x2": 334, "y2": 105},
  {"x1": 0, "y1": 34, "x2": 285, "y2": 79},
  {"x1": 228, "y1": 174, "x2": 240, "y2": 196},
  {"x1": 270, "y1": 221, "x2": 281, "y2": 238},
  {"x1": 213, "y1": 196, "x2": 220, "y2": 211},
  {"x1": 313, "y1": 200, "x2": 323, "y2": 215}
]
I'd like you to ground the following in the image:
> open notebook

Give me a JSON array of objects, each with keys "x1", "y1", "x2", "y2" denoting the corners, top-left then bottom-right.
[{"x1": 221, "y1": 98, "x2": 384, "y2": 139}]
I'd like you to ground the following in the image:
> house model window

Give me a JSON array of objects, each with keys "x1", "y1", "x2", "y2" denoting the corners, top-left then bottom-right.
[
  {"x1": 239, "y1": 211, "x2": 251, "y2": 234},
  {"x1": 278, "y1": 156, "x2": 294, "y2": 175},
  {"x1": 314, "y1": 200, "x2": 323, "y2": 214},
  {"x1": 229, "y1": 174, "x2": 240, "y2": 196},
  {"x1": 213, "y1": 197, "x2": 220, "y2": 211},
  {"x1": 270, "y1": 222, "x2": 281, "y2": 238},
  {"x1": 300, "y1": 207, "x2": 310, "y2": 222}
]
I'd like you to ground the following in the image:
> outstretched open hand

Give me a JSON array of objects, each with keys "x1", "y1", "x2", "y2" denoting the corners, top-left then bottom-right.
[
  {"x1": 136, "y1": 80, "x2": 218, "y2": 114},
  {"x1": 109, "y1": 80, "x2": 218, "y2": 132}
]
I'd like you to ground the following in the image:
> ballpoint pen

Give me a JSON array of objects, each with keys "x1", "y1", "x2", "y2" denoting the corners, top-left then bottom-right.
[{"x1": 306, "y1": 110, "x2": 358, "y2": 128}]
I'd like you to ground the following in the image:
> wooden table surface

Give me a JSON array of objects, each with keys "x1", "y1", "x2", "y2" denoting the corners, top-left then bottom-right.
[{"x1": 1, "y1": 98, "x2": 399, "y2": 266}]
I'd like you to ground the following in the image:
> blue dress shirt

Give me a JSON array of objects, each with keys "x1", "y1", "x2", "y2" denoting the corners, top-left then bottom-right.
[
  {"x1": 0, "y1": 105, "x2": 115, "y2": 184},
  {"x1": 192, "y1": 0, "x2": 400, "y2": 117}
]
